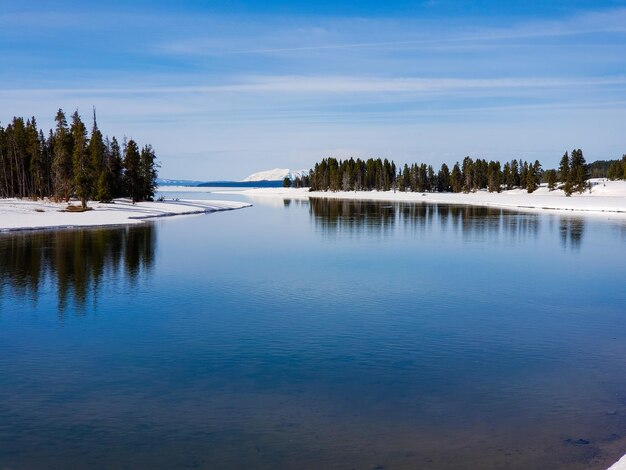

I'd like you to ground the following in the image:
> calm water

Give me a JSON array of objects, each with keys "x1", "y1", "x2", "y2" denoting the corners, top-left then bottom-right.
[{"x1": 1, "y1": 193, "x2": 626, "y2": 469}]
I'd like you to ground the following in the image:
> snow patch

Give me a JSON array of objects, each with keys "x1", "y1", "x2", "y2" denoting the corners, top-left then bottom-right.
[
  {"x1": 216, "y1": 179, "x2": 626, "y2": 217},
  {"x1": 608, "y1": 454, "x2": 626, "y2": 470},
  {"x1": 0, "y1": 198, "x2": 251, "y2": 232}
]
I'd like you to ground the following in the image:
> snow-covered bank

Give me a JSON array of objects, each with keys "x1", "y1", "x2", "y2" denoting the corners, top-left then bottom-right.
[
  {"x1": 0, "y1": 198, "x2": 251, "y2": 232},
  {"x1": 224, "y1": 179, "x2": 626, "y2": 217},
  {"x1": 609, "y1": 455, "x2": 626, "y2": 469}
]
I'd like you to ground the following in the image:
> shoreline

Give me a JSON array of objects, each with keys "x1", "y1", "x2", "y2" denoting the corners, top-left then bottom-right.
[
  {"x1": 0, "y1": 198, "x2": 251, "y2": 233},
  {"x1": 207, "y1": 179, "x2": 626, "y2": 219},
  {"x1": 610, "y1": 455, "x2": 626, "y2": 470}
]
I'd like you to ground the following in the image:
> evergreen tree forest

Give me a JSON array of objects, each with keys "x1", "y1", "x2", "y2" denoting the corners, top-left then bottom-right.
[
  {"x1": 595, "y1": 155, "x2": 626, "y2": 181},
  {"x1": 0, "y1": 109, "x2": 159, "y2": 206},
  {"x1": 298, "y1": 156, "x2": 542, "y2": 194},
  {"x1": 292, "y1": 149, "x2": 624, "y2": 195}
]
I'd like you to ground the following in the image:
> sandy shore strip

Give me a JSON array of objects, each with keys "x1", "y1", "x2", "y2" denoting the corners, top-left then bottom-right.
[
  {"x1": 213, "y1": 179, "x2": 626, "y2": 217},
  {"x1": 0, "y1": 198, "x2": 251, "y2": 232}
]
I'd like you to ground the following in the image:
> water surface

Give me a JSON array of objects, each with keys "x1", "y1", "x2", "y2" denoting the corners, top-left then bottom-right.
[{"x1": 1, "y1": 194, "x2": 626, "y2": 469}]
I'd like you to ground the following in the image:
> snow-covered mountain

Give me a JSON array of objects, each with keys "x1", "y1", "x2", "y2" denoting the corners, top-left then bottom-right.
[{"x1": 242, "y1": 168, "x2": 309, "y2": 182}]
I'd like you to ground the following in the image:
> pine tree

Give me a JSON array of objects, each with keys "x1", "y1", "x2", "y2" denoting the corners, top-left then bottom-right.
[
  {"x1": 89, "y1": 110, "x2": 107, "y2": 201},
  {"x1": 487, "y1": 161, "x2": 502, "y2": 192},
  {"x1": 461, "y1": 156, "x2": 473, "y2": 192},
  {"x1": 558, "y1": 152, "x2": 570, "y2": 184},
  {"x1": 97, "y1": 137, "x2": 115, "y2": 202},
  {"x1": 7, "y1": 117, "x2": 30, "y2": 197},
  {"x1": 139, "y1": 144, "x2": 158, "y2": 201},
  {"x1": 26, "y1": 117, "x2": 45, "y2": 198},
  {"x1": 109, "y1": 137, "x2": 124, "y2": 197},
  {"x1": 608, "y1": 161, "x2": 622, "y2": 180},
  {"x1": 418, "y1": 163, "x2": 428, "y2": 192},
  {"x1": 71, "y1": 111, "x2": 92, "y2": 208},
  {"x1": 502, "y1": 162, "x2": 511, "y2": 190},
  {"x1": 427, "y1": 165, "x2": 435, "y2": 192},
  {"x1": 533, "y1": 160, "x2": 542, "y2": 189},
  {"x1": 401, "y1": 164, "x2": 409, "y2": 191},
  {"x1": 563, "y1": 177, "x2": 573, "y2": 196},
  {"x1": 510, "y1": 159, "x2": 520, "y2": 188},
  {"x1": 52, "y1": 109, "x2": 73, "y2": 201},
  {"x1": 123, "y1": 139, "x2": 141, "y2": 202},
  {"x1": 0, "y1": 125, "x2": 8, "y2": 198},
  {"x1": 520, "y1": 161, "x2": 529, "y2": 189},
  {"x1": 546, "y1": 169, "x2": 557, "y2": 191},
  {"x1": 526, "y1": 160, "x2": 541, "y2": 193},
  {"x1": 450, "y1": 163, "x2": 462, "y2": 193},
  {"x1": 437, "y1": 163, "x2": 450, "y2": 192},
  {"x1": 41, "y1": 129, "x2": 53, "y2": 197},
  {"x1": 570, "y1": 149, "x2": 587, "y2": 193}
]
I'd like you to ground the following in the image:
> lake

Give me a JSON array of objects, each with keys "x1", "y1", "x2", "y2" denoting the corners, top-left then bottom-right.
[{"x1": 1, "y1": 192, "x2": 626, "y2": 469}]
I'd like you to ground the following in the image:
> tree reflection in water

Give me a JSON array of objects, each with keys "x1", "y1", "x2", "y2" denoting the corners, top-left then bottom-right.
[
  {"x1": 0, "y1": 224, "x2": 155, "y2": 313},
  {"x1": 308, "y1": 198, "x2": 586, "y2": 248}
]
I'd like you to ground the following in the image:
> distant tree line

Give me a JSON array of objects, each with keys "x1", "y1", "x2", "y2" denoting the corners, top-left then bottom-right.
[
  {"x1": 0, "y1": 109, "x2": 159, "y2": 206},
  {"x1": 588, "y1": 156, "x2": 626, "y2": 181},
  {"x1": 289, "y1": 149, "x2": 625, "y2": 196},
  {"x1": 284, "y1": 174, "x2": 310, "y2": 188},
  {"x1": 293, "y1": 156, "x2": 543, "y2": 194}
]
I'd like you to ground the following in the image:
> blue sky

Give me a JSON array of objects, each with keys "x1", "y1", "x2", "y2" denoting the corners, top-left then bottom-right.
[{"x1": 1, "y1": 1, "x2": 626, "y2": 179}]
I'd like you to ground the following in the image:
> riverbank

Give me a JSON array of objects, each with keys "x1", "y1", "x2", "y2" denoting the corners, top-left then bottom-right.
[
  {"x1": 610, "y1": 455, "x2": 626, "y2": 469},
  {"x1": 0, "y1": 198, "x2": 251, "y2": 232},
  {"x1": 217, "y1": 179, "x2": 626, "y2": 217}
]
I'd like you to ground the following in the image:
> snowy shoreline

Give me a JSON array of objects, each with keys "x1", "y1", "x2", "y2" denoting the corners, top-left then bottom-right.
[
  {"x1": 210, "y1": 178, "x2": 626, "y2": 218},
  {"x1": 0, "y1": 198, "x2": 251, "y2": 232}
]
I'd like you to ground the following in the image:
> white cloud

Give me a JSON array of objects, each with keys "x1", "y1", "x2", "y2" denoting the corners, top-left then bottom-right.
[
  {"x1": 1, "y1": 5, "x2": 626, "y2": 178},
  {"x1": 3, "y1": 75, "x2": 626, "y2": 96}
]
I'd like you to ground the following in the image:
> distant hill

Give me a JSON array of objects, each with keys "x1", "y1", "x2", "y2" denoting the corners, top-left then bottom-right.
[
  {"x1": 196, "y1": 180, "x2": 284, "y2": 188},
  {"x1": 156, "y1": 178, "x2": 204, "y2": 186},
  {"x1": 242, "y1": 168, "x2": 309, "y2": 182}
]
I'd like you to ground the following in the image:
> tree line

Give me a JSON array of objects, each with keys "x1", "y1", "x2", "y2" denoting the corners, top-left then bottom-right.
[
  {"x1": 0, "y1": 109, "x2": 158, "y2": 206},
  {"x1": 606, "y1": 156, "x2": 626, "y2": 180},
  {"x1": 296, "y1": 156, "x2": 543, "y2": 194},
  {"x1": 289, "y1": 149, "x2": 624, "y2": 195}
]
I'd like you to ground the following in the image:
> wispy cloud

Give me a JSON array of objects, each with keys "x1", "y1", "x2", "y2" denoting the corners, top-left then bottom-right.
[
  {"x1": 157, "y1": 8, "x2": 626, "y2": 56},
  {"x1": 1, "y1": 4, "x2": 626, "y2": 178},
  {"x1": 4, "y1": 75, "x2": 626, "y2": 95}
]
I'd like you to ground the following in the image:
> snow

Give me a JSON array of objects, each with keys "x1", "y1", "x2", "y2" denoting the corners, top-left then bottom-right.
[
  {"x1": 608, "y1": 405, "x2": 626, "y2": 467},
  {"x1": 609, "y1": 455, "x2": 626, "y2": 470},
  {"x1": 242, "y1": 168, "x2": 309, "y2": 182},
  {"x1": 219, "y1": 179, "x2": 626, "y2": 217},
  {"x1": 0, "y1": 198, "x2": 251, "y2": 232}
]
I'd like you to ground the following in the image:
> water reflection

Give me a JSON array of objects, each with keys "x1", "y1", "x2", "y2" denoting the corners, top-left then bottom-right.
[
  {"x1": 309, "y1": 199, "x2": 544, "y2": 242},
  {"x1": 308, "y1": 198, "x2": 586, "y2": 247},
  {"x1": 283, "y1": 198, "x2": 308, "y2": 208},
  {"x1": 0, "y1": 225, "x2": 155, "y2": 312},
  {"x1": 2, "y1": 198, "x2": 626, "y2": 469},
  {"x1": 309, "y1": 198, "x2": 398, "y2": 236},
  {"x1": 559, "y1": 218, "x2": 585, "y2": 251}
]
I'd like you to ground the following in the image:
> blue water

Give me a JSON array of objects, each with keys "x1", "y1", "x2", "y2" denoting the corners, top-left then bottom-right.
[{"x1": 1, "y1": 193, "x2": 626, "y2": 469}]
